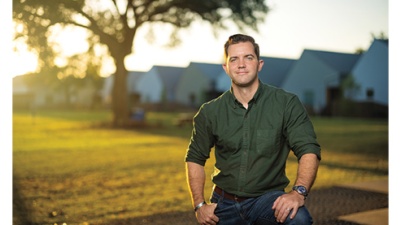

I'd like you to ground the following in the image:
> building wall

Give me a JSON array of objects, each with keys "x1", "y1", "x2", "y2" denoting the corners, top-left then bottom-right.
[
  {"x1": 175, "y1": 66, "x2": 208, "y2": 107},
  {"x1": 351, "y1": 40, "x2": 388, "y2": 105},
  {"x1": 136, "y1": 70, "x2": 163, "y2": 103},
  {"x1": 281, "y1": 51, "x2": 338, "y2": 114}
]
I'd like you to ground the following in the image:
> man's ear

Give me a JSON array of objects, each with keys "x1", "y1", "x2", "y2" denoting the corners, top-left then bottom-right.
[
  {"x1": 258, "y1": 60, "x2": 264, "y2": 72},
  {"x1": 222, "y1": 63, "x2": 227, "y2": 73}
]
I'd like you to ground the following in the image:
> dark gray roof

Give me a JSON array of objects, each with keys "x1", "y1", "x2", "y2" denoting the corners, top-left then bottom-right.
[
  {"x1": 127, "y1": 71, "x2": 146, "y2": 93},
  {"x1": 127, "y1": 71, "x2": 146, "y2": 83},
  {"x1": 153, "y1": 65, "x2": 185, "y2": 91},
  {"x1": 375, "y1": 39, "x2": 388, "y2": 46},
  {"x1": 305, "y1": 49, "x2": 361, "y2": 74},
  {"x1": 259, "y1": 56, "x2": 296, "y2": 87},
  {"x1": 189, "y1": 62, "x2": 224, "y2": 80}
]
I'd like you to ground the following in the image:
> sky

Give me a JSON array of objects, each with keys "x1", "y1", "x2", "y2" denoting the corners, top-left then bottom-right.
[
  {"x1": 125, "y1": 0, "x2": 389, "y2": 72},
  {"x1": 3, "y1": 0, "x2": 390, "y2": 77}
]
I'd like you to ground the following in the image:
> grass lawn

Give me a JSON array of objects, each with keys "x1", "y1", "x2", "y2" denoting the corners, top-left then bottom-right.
[{"x1": 12, "y1": 109, "x2": 388, "y2": 225}]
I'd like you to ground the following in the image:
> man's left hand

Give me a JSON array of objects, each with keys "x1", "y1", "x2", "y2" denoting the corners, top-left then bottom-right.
[{"x1": 272, "y1": 191, "x2": 305, "y2": 223}]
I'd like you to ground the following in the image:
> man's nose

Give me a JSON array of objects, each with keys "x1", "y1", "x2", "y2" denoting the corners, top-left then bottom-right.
[{"x1": 238, "y1": 59, "x2": 246, "y2": 68}]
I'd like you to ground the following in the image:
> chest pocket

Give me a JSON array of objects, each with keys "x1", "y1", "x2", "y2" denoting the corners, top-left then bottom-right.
[{"x1": 256, "y1": 128, "x2": 281, "y2": 156}]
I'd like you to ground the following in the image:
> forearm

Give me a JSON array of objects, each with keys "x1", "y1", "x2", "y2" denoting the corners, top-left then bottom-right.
[
  {"x1": 294, "y1": 153, "x2": 320, "y2": 191},
  {"x1": 186, "y1": 161, "x2": 207, "y2": 207}
]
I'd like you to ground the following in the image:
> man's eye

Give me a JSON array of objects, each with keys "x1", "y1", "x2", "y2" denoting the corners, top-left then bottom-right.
[{"x1": 246, "y1": 56, "x2": 254, "y2": 60}]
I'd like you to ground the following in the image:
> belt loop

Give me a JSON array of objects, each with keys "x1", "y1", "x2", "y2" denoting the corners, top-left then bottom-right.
[{"x1": 214, "y1": 185, "x2": 225, "y2": 204}]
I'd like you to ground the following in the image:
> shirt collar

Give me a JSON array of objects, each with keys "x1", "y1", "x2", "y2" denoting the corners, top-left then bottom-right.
[{"x1": 228, "y1": 79, "x2": 265, "y2": 108}]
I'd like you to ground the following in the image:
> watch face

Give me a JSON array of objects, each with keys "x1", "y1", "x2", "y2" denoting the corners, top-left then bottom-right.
[
  {"x1": 294, "y1": 186, "x2": 308, "y2": 196},
  {"x1": 297, "y1": 186, "x2": 306, "y2": 194}
]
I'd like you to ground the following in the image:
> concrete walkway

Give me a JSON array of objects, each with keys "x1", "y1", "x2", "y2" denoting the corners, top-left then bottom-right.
[{"x1": 337, "y1": 179, "x2": 388, "y2": 225}]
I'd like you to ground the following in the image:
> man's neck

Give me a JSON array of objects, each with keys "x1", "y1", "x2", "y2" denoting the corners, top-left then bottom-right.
[{"x1": 232, "y1": 81, "x2": 259, "y2": 109}]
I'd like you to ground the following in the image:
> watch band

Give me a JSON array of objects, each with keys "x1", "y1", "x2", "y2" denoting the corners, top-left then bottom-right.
[
  {"x1": 292, "y1": 185, "x2": 308, "y2": 200},
  {"x1": 194, "y1": 201, "x2": 206, "y2": 212}
]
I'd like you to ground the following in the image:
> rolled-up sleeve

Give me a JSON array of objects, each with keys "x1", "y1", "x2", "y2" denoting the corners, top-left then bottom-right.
[
  {"x1": 284, "y1": 95, "x2": 321, "y2": 161},
  {"x1": 184, "y1": 104, "x2": 215, "y2": 166}
]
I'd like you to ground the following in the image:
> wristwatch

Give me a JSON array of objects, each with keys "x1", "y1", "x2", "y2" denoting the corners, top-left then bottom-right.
[{"x1": 292, "y1": 185, "x2": 308, "y2": 199}]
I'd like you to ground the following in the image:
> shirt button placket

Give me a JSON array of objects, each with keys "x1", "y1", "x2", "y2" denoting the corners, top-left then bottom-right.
[{"x1": 238, "y1": 112, "x2": 250, "y2": 192}]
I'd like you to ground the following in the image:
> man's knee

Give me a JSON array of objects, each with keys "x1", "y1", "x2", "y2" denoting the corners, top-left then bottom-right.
[{"x1": 284, "y1": 207, "x2": 313, "y2": 225}]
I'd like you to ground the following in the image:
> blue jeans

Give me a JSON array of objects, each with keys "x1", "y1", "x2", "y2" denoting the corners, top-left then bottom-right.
[{"x1": 210, "y1": 189, "x2": 313, "y2": 225}]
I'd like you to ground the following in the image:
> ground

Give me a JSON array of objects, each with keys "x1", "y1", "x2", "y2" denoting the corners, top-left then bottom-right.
[{"x1": 98, "y1": 185, "x2": 388, "y2": 225}]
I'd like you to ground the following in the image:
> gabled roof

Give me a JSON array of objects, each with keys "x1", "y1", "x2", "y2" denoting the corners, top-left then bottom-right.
[
  {"x1": 305, "y1": 49, "x2": 361, "y2": 74},
  {"x1": 259, "y1": 56, "x2": 296, "y2": 87},
  {"x1": 188, "y1": 62, "x2": 224, "y2": 80},
  {"x1": 153, "y1": 65, "x2": 185, "y2": 90},
  {"x1": 12, "y1": 74, "x2": 31, "y2": 94},
  {"x1": 375, "y1": 39, "x2": 388, "y2": 46},
  {"x1": 127, "y1": 71, "x2": 146, "y2": 84},
  {"x1": 127, "y1": 71, "x2": 146, "y2": 93},
  {"x1": 13, "y1": 74, "x2": 28, "y2": 85}
]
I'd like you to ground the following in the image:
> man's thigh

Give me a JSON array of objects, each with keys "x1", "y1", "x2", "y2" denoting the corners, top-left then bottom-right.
[
  {"x1": 210, "y1": 190, "x2": 281, "y2": 225},
  {"x1": 210, "y1": 192, "x2": 249, "y2": 225},
  {"x1": 251, "y1": 191, "x2": 313, "y2": 225},
  {"x1": 211, "y1": 190, "x2": 313, "y2": 225},
  {"x1": 247, "y1": 190, "x2": 284, "y2": 224}
]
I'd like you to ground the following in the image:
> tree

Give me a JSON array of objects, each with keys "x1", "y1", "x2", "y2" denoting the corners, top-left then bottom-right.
[
  {"x1": 340, "y1": 74, "x2": 360, "y2": 100},
  {"x1": 13, "y1": 0, "x2": 269, "y2": 126},
  {"x1": 371, "y1": 31, "x2": 388, "y2": 40}
]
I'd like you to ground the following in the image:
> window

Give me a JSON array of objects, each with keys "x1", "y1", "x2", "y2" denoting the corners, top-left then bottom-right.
[{"x1": 366, "y1": 88, "x2": 374, "y2": 100}]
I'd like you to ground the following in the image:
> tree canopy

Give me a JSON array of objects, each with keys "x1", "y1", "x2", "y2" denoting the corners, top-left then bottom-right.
[{"x1": 13, "y1": 0, "x2": 269, "y2": 126}]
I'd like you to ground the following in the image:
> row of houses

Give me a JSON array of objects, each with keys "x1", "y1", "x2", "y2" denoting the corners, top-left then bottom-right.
[
  {"x1": 13, "y1": 75, "x2": 99, "y2": 110},
  {"x1": 13, "y1": 38, "x2": 388, "y2": 117},
  {"x1": 101, "y1": 38, "x2": 388, "y2": 117}
]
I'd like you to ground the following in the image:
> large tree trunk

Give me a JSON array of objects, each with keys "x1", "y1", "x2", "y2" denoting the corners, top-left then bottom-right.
[{"x1": 111, "y1": 54, "x2": 130, "y2": 127}]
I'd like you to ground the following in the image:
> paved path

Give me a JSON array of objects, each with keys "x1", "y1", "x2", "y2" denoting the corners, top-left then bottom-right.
[
  {"x1": 303, "y1": 179, "x2": 388, "y2": 225},
  {"x1": 336, "y1": 179, "x2": 388, "y2": 225}
]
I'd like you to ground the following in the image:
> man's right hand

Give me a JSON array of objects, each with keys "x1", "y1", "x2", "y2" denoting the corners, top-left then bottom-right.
[{"x1": 195, "y1": 203, "x2": 219, "y2": 225}]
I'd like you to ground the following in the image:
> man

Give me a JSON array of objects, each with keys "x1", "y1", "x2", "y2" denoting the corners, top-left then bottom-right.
[{"x1": 185, "y1": 34, "x2": 321, "y2": 225}]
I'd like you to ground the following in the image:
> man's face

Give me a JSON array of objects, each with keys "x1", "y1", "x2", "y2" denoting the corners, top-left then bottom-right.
[{"x1": 223, "y1": 42, "x2": 264, "y2": 88}]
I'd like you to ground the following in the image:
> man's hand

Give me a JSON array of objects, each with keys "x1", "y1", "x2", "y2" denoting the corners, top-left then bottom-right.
[
  {"x1": 272, "y1": 191, "x2": 305, "y2": 223},
  {"x1": 195, "y1": 203, "x2": 219, "y2": 225}
]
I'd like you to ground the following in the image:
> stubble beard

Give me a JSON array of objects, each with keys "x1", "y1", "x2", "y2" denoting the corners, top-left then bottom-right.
[{"x1": 232, "y1": 74, "x2": 258, "y2": 88}]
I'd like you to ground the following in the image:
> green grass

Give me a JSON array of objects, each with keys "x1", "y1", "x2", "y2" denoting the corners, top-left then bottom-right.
[
  {"x1": 13, "y1": 109, "x2": 388, "y2": 225},
  {"x1": 309, "y1": 117, "x2": 388, "y2": 188}
]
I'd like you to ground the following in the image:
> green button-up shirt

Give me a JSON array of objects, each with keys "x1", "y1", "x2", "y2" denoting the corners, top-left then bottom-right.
[{"x1": 185, "y1": 81, "x2": 321, "y2": 197}]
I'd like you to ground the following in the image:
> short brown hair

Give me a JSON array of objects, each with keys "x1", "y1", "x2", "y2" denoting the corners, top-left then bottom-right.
[{"x1": 224, "y1": 34, "x2": 260, "y2": 60}]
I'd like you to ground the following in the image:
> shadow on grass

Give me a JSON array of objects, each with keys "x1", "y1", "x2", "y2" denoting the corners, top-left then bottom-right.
[
  {"x1": 321, "y1": 161, "x2": 387, "y2": 175},
  {"x1": 98, "y1": 210, "x2": 198, "y2": 225},
  {"x1": 13, "y1": 179, "x2": 388, "y2": 225},
  {"x1": 13, "y1": 178, "x2": 34, "y2": 225},
  {"x1": 287, "y1": 155, "x2": 388, "y2": 176}
]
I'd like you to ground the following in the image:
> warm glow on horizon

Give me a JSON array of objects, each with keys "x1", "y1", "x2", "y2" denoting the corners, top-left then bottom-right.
[
  {"x1": 8, "y1": 0, "x2": 389, "y2": 78},
  {"x1": 11, "y1": 48, "x2": 38, "y2": 77}
]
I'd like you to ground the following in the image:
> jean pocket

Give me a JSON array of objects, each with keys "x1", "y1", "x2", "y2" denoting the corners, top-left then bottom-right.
[{"x1": 210, "y1": 191, "x2": 220, "y2": 203}]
